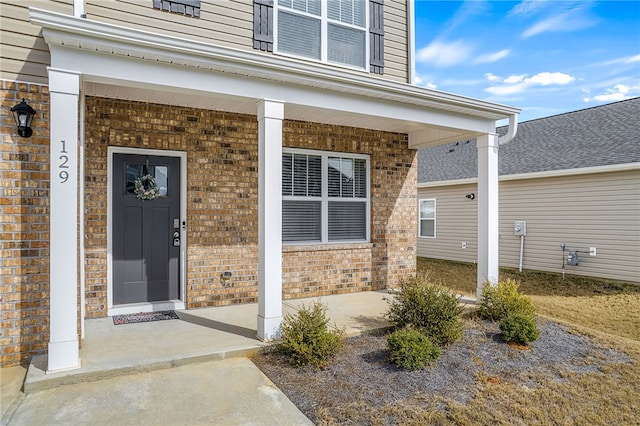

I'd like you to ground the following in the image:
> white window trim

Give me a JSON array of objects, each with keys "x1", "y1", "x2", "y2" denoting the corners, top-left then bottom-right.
[
  {"x1": 273, "y1": 0, "x2": 371, "y2": 72},
  {"x1": 283, "y1": 147, "x2": 370, "y2": 244},
  {"x1": 418, "y1": 198, "x2": 436, "y2": 239}
]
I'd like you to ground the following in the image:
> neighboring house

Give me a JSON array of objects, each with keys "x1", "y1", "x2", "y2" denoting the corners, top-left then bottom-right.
[
  {"x1": 1, "y1": 0, "x2": 519, "y2": 371},
  {"x1": 418, "y1": 98, "x2": 640, "y2": 283}
]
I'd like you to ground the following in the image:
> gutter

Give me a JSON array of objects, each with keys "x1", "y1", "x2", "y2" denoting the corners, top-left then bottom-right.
[
  {"x1": 417, "y1": 161, "x2": 640, "y2": 188},
  {"x1": 498, "y1": 113, "x2": 518, "y2": 145}
]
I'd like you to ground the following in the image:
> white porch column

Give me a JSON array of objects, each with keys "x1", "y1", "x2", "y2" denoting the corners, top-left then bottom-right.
[
  {"x1": 48, "y1": 68, "x2": 81, "y2": 372},
  {"x1": 257, "y1": 99, "x2": 284, "y2": 341},
  {"x1": 476, "y1": 132, "x2": 500, "y2": 300}
]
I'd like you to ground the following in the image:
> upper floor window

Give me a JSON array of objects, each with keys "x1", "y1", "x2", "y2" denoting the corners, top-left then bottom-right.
[
  {"x1": 277, "y1": 0, "x2": 367, "y2": 69},
  {"x1": 253, "y1": 0, "x2": 384, "y2": 74}
]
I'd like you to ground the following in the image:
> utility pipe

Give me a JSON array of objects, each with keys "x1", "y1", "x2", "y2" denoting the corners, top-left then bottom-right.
[{"x1": 519, "y1": 235, "x2": 524, "y2": 272}]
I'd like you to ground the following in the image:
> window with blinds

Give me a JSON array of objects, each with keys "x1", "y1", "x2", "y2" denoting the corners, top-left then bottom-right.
[
  {"x1": 276, "y1": 0, "x2": 368, "y2": 69},
  {"x1": 283, "y1": 149, "x2": 369, "y2": 243}
]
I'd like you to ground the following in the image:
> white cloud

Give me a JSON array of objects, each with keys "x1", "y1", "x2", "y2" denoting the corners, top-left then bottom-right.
[
  {"x1": 584, "y1": 84, "x2": 634, "y2": 102},
  {"x1": 526, "y1": 72, "x2": 575, "y2": 86},
  {"x1": 416, "y1": 40, "x2": 473, "y2": 67},
  {"x1": 473, "y1": 49, "x2": 510, "y2": 64},
  {"x1": 518, "y1": 1, "x2": 597, "y2": 38},
  {"x1": 437, "y1": 1, "x2": 491, "y2": 40},
  {"x1": 486, "y1": 82, "x2": 530, "y2": 96},
  {"x1": 599, "y1": 54, "x2": 640, "y2": 66},
  {"x1": 504, "y1": 74, "x2": 526, "y2": 84},
  {"x1": 485, "y1": 73, "x2": 501, "y2": 82},
  {"x1": 523, "y1": 14, "x2": 567, "y2": 38},
  {"x1": 508, "y1": 0, "x2": 548, "y2": 18},
  {"x1": 485, "y1": 72, "x2": 575, "y2": 96},
  {"x1": 414, "y1": 74, "x2": 437, "y2": 90}
]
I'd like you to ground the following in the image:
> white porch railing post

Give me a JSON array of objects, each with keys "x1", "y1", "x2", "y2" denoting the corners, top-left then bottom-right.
[
  {"x1": 47, "y1": 68, "x2": 81, "y2": 372},
  {"x1": 257, "y1": 99, "x2": 284, "y2": 341},
  {"x1": 477, "y1": 132, "x2": 500, "y2": 300}
]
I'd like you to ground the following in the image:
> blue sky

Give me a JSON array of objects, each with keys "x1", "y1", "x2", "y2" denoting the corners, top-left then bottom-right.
[{"x1": 414, "y1": 0, "x2": 640, "y2": 123}]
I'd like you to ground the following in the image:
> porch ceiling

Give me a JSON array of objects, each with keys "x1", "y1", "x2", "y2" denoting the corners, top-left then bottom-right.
[
  {"x1": 83, "y1": 81, "x2": 457, "y2": 137},
  {"x1": 32, "y1": 7, "x2": 520, "y2": 148}
]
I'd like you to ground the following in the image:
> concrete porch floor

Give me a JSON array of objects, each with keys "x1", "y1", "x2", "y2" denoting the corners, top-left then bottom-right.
[{"x1": 22, "y1": 290, "x2": 393, "y2": 394}]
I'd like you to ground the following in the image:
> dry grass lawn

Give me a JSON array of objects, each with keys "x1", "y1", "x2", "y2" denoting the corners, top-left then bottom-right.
[
  {"x1": 256, "y1": 259, "x2": 640, "y2": 425},
  {"x1": 417, "y1": 257, "x2": 640, "y2": 342},
  {"x1": 414, "y1": 257, "x2": 640, "y2": 425}
]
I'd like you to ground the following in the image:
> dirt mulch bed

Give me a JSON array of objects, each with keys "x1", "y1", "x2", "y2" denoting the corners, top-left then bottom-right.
[{"x1": 252, "y1": 318, "x2": 635, "y2": 425}]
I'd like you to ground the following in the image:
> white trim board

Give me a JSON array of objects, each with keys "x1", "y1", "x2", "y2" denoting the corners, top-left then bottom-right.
[
  {"x1": 106, "y1": 146, "x2": 188, "y2": 316},
  {"x1": 417, "y1": 162, "x2": 640, "y2": 188},
  {"x1": 30, "y1": 7, "x2": 520, "y2": 150},
  {"x1": 29, "y1": 7, "x2": 518, "y2": 120}
]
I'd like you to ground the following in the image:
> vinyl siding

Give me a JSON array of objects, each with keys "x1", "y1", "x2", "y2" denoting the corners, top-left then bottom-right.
[
  {"x1": 0, "y1": 1, "x2": 73, "y2": 84},
  {"x1": 83, "y1": 0, "x2": 409, "y2": 83},
  {"x1": 2, "y1": 1, "x2": 408, "y2": 84},
  {"x1": 417, "y1": 183, "x2": 478, "y2": 262},
  {"x1": 418, "y1": 169, "x2": 640, "y2": 283},
  {"x1": 84, "y1": 0, "x2": 253, "y2": 51},
  {"x1": 383, "y1": 0, "x2": 408, "y2": 82}
]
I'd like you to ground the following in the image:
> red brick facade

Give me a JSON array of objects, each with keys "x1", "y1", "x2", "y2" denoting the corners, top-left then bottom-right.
[
  {"x1": 84, "y1": 97, "x2": 416, "y2": 315},
  {"x1": 1, "y1": 91, "x2": 417, "y2": 367},
  {"x1": 0, "y1": 81, "x2": 51, "y2": 367}
]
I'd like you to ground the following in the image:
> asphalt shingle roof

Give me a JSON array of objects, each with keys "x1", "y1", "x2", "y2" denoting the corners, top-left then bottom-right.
[{"x1": 418, "y1": 97, "x2": 640, "y2": 183}]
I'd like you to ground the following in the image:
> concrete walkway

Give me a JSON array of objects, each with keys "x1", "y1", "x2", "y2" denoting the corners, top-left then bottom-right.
[{"x1": 2, "y1": 291, "x2": 392, "y2": 425}]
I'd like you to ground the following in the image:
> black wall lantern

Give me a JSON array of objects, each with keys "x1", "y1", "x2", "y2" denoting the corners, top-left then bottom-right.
[{"x1": 11, "y1": 99, "x2": 36, "y2": 138}]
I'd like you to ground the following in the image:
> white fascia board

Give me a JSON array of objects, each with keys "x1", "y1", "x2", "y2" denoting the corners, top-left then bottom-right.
[
  {"x1": 417, "y1": 162, "x2": 640, "y2": 188},
  {"x1": 48, "y1": 43, "x2": 496, "y2": 135},
  {"x1": 30, "y1": 7, "x2": 519, "y2": 123}
]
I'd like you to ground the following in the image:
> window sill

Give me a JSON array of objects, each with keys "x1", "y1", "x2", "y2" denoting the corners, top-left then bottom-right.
[
  {"x1": 274, "y1": 50, "x2": 368, "y2": 75},
  {"x1": 283, "y1": 242, "x2": 373, "y2": 253}
]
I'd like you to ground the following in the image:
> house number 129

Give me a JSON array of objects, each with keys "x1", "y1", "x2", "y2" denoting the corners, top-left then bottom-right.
[{"x1": 58, "y1": 139, "x2": 69, "y2": 183}]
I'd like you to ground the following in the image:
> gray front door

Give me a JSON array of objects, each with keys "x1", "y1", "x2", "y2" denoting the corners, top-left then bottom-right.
[{"x1": 112, "y1": 153, "x2": 181, "y2": 305}]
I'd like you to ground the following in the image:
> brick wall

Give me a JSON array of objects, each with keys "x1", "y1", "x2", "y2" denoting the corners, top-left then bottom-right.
[
  {"x1": 0, "y1": 80, "x2": 50, "y2": 367},
  {"x1": 0, "y1": 92, "x2": 416, "y2": 366},
  {"x1": 84, "y1": 97, "x2": 416, "y2": 317},
  {"x1": 84, "y1": 97, "x2": 260, "y2": 316},
  {"x1": 282, "y1": 121, "x2": 417, "y2": 297}
]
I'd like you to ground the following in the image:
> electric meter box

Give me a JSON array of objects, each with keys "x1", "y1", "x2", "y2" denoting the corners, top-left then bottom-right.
[{"x1": 514, "y1": 221, "x2": 526, "y2": 236}]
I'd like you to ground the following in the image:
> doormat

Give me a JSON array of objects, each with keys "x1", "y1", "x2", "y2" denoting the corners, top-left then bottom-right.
[{"x1": 112, "y1": 310, "x2": 180, "y2": 325}]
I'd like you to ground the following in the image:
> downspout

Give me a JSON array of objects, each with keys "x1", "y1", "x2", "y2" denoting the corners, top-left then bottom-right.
[
  {"x1": 498, "y1": 113, "x2": 519, "y2": 145},
  {"x1": 407, "y1": 0, "x2": 416, "y2": 85},
  {"x1": 73, "y1": 0, "x2": 85, "y2": 18},
  {"x1": 500, "y1": 113, "x2": 520, "y2": 274}
]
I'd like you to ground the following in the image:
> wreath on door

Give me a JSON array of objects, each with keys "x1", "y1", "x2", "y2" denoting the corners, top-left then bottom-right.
[{"x1": 134, "y1": 174, "x2": 160, "y2": 201}]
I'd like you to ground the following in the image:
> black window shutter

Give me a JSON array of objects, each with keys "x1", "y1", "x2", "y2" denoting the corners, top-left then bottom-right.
[
  {"x1": 253, "y1": 0, "x2": 274, "y2": 52},
  {"x1": 369, "y1": 0, "x2": 384, "y2": 74},
  {"x1": 153, "y1": 0, "x2": 200, "y2": 17}
]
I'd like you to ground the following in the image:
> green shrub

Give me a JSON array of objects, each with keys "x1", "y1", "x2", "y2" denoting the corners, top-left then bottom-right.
[
  {"x1": 386, "y1": 276, "x2": 464, "y2": 345},
  {"x1": 277, "y1": 301, "x2": 344, "y2": 369},
  {"x1": 477, "y1": 278, "x2": 536, "y2": 321},
  {"x1": 387, "y1": 328, "x2": 440, "y2": 370},
  {"x1": 499, "y1": 314, "x2": 540, "y2": 344}
]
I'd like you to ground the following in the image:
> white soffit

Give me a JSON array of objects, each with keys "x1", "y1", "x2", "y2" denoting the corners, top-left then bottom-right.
[{"x1": 31, "y1": 8, "x2": 520, "y2": 141}]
